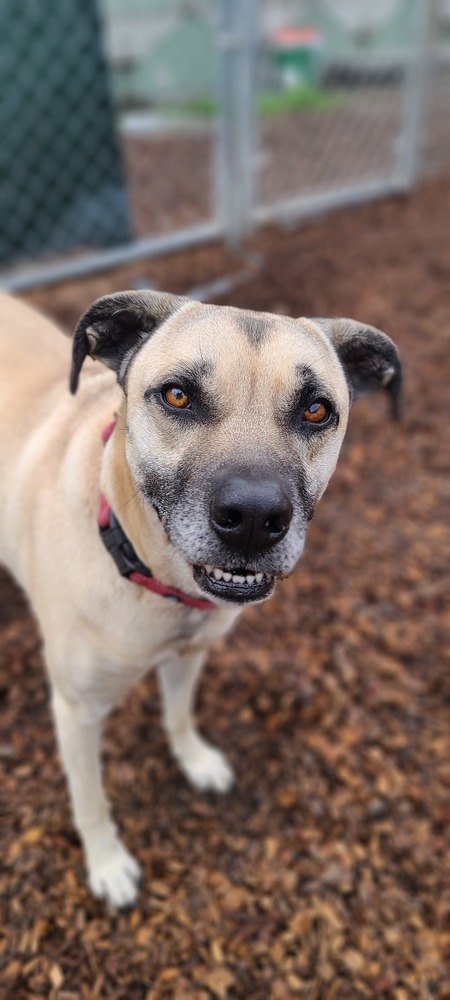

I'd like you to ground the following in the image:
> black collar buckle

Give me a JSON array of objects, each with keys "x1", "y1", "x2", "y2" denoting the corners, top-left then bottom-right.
[{"x1": 100, "y1": 508, "x2": 152, "y2": 580}]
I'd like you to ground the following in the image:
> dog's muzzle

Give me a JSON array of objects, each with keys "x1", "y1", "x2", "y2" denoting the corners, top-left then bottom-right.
[
  {"x1": 210, "y1": 472, "x2": 293, "y2": 556},
  {"x1": 192, "y1": 471, "x2": 294, "y2": 605}
]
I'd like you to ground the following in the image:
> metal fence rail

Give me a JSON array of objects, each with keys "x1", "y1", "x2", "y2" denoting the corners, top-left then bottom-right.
[{"x1": 1, "y1": 0, "x2": 449, "y2": 291}]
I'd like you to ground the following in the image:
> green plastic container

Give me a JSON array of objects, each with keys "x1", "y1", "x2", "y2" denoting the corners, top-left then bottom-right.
[{"x1": 272, "y1": 26, "x2": 323, "y2": 88}]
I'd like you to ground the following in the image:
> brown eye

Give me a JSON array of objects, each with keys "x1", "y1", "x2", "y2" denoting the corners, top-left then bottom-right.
[
  {"x1": 303, "y1": 400, "x2": 331, "y2": 424},
  {"x1": 163, "y1": 386, "x2": 190, "y2": 409}
]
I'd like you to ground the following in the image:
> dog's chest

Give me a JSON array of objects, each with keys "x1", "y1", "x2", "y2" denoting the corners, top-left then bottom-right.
[
  {"x1": 70, "y1": 599, "x2": 238, "y2": 710},
  {"x1": 86, "y1": 591, "x2": 239, "y2": 674}
]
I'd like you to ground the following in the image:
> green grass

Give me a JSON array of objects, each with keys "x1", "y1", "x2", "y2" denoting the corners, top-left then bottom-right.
[
  {"x1": 160, "y1": 85, "x2": 341, "y2": 122},
  {"x1": 162, "y1": 96, "x2": 217, "y2": 120},
  {"x1": 259, "y1": 84, "x2": 339, "y2": 116}
]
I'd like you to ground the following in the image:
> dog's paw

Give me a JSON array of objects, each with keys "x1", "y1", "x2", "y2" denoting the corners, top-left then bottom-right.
[
  {"x1": 88, "y1": 838, "x2": 141, "y2": 908},
  {"x1": 181, "y1": 741, "x2": 235, "y2": 794}
]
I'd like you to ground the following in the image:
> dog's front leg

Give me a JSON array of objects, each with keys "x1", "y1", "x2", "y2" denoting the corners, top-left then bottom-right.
[
  {"x1": 158, "y1": 652, "x2": 234, "y2": 793},
  {"x1": 52, "y1": 689, "x2": 141, "y2": 907}
]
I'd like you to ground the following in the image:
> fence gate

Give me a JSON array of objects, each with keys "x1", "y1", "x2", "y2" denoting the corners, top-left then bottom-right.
[{"x1": 230, "y1": 0, "x2": 433, "y2": 235}]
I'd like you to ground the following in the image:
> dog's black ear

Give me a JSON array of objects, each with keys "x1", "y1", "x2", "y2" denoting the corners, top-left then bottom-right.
[
  {"x1": 313, "y1": 318, "x2": 403, "y2": 419},
  {"x1": 70, "y1": 290, "x2": 188, "y2": 393}
]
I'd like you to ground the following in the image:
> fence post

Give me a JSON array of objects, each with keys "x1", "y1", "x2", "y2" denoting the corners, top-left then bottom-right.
[
  {"x1": 216, "y1": 0, "x2": 258, "y2": 245},
  {"x1": 398, "y1": 0, "x2": 433, "y2": 188}
]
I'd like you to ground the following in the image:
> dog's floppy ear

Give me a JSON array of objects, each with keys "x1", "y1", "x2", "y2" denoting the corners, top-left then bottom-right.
[
  {"x1": 70, "y1": 290, "x2": 188, "y2": 393},
  {"x1": 313, "y1": 318, "x2": 403, "y2": 419}
]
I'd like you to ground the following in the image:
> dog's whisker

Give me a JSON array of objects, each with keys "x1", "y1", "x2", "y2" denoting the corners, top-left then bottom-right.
[{"x1": 118, "y1": 490, "x2": 139, "y2": 512}]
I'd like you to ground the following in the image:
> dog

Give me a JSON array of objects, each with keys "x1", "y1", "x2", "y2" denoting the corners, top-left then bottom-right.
[{"x1": 0, "y1": 290, "x2": 401, "y2": 907}]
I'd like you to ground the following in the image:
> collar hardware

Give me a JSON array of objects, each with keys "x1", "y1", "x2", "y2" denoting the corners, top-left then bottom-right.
[{"x1": 100, "y1": 507, "x2": 152, "y2": 581}]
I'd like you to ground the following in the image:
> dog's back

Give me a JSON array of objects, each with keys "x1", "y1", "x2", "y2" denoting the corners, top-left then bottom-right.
[
  {"x1": 0, "y1": 294, "x2": 69, "y2": 475},
  {"x1": 0, "y1": 294, "x2": 117, "y2": 579}
]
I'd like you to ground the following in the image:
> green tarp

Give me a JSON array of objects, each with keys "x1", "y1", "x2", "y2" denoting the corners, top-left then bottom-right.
[{"x1": 0, "y1": 0, "x2": 131, "y2": 266}]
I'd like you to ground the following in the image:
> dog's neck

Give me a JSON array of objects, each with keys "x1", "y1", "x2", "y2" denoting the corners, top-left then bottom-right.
[{"x1": 100, "y1": 403, "x2": 199, "y2": 597}]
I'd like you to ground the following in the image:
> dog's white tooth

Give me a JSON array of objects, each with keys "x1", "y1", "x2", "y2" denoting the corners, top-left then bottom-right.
[
  {"x1": 232, "y1": 574, "x2": 245, "y2": 584},
  {"x1": 255, "y1": 572, "x2": 264, "y2": 583},
  {"x1": 223, "y1": 572, "x2": 232, "y2": 582},
  {"x1": 213, "y1": 567, "x2": 224, "y2": 580},
  {"x1": 205, "y1": 565, "x2": 214, "y2": 574},
  {"x1": 246, "y1": 574, "x2": 255, "y2": 585}
]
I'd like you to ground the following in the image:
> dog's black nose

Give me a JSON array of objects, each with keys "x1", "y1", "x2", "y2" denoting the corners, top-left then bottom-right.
[{"x1": 210, "y1": 474, "x2": 293, "y2": 556}]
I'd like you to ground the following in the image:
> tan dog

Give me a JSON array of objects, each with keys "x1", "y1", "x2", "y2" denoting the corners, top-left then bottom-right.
[{"x1": 0, "y1": 291, "x2": 401, "y2": 907}]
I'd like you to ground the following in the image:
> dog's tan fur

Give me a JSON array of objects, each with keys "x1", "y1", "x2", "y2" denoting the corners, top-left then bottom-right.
[{"x1": 0, "y1": 291, "x2": 401, "y2": 906}]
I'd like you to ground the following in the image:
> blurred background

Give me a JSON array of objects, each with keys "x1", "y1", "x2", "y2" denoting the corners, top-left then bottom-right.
[{"x1": 1, "y1": 0, "x2": 450, "y2": 290}]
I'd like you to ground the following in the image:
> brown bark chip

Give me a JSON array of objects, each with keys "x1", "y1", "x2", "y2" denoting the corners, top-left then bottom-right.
[{"x1": 2, "y1": 177, "x2": 450, "y2": 997}]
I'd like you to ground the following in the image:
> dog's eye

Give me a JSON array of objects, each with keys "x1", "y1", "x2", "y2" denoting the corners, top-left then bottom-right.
[
  {"x1": 163, "y1": 386, "x2": 190, "y2": 409},
  {"x1": 303, "y1": 400, "x2": 331, "y2": 424}
]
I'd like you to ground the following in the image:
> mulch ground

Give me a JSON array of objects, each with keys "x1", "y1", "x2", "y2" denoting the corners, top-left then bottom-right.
[{"x1": 1, "y1": 177, "x2": 450, "y2": 999}]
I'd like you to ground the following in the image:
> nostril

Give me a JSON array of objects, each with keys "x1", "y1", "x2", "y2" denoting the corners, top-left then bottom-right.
[
  {"x1": 264, "y1": 513, "x2": 286, "y2": 534},
  {"x1": 214, "y1": 505, "x2": 243, "y2": 530},
  {"x1": 264, "y1": 500, "x2": 293, "y2": 536},
  {"x1": 222, "y1": 508, "x2": 242, "y2": 529}
]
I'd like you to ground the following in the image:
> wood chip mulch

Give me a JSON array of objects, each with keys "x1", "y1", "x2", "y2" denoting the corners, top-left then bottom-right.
[{"x1": 1, "y1": 177, "x2": 450, "y2": 998}]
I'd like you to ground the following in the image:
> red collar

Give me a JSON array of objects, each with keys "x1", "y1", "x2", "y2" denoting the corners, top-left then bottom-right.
[{"x1": 99, "y1": 421, "x2": 215, "y2": 612}]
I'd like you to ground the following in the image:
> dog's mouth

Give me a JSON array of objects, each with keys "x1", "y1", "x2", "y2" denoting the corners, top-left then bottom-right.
[{"x1": 193, "y1": 564, "x2": 275, "y2": 604}]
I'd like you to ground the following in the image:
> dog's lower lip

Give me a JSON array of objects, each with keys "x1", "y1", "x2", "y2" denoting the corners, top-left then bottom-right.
[{"x1": 193, "y1": 564, "x2": 274, "y2": 604}]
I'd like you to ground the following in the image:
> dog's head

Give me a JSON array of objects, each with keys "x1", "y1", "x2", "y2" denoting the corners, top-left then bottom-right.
[{"x1": 71, "y1": 291, "x2": 401, "y2": 605}]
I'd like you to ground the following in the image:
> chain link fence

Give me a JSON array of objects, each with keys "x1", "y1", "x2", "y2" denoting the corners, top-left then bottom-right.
[
  {"x1": 0, "y1": 0, "x2": 130, "y2": 265},
  {"x1": 253, "y1": 0, "x2": 428, "y2": 224},
  {"x1": 1, "y1": 0, "x2": 449, "y2": 290}
]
